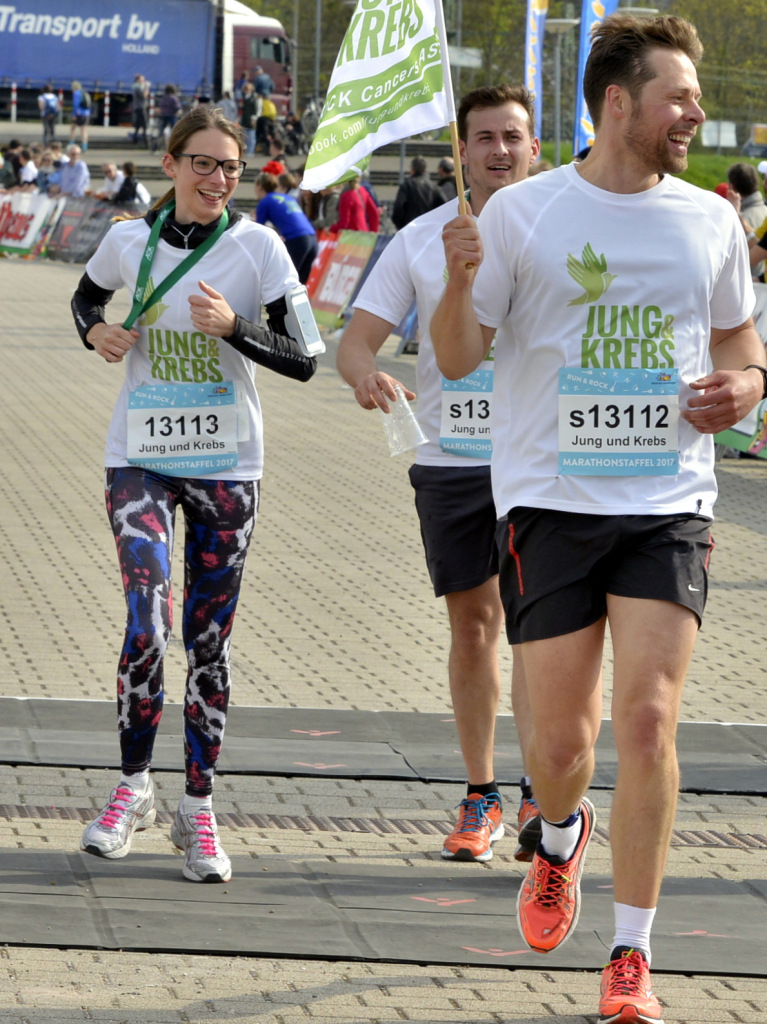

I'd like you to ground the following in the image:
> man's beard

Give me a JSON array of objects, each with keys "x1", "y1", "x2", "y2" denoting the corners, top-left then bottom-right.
[{"x1": 625, "y1": 109, "x2": 688, "y2": 176}]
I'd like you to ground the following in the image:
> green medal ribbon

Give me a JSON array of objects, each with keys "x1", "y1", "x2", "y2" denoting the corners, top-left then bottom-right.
[{"x1": 123, "y1": 201, "x2": 230, "y2": 330}]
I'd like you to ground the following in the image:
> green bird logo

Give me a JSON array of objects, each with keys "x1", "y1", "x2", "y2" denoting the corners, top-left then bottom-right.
[
  {"x1": 139, "y1": 277, "x2": 169, "y2": 326},
  {"x1": 567, "y1": 243, "x2": 616, "y2": 305}
]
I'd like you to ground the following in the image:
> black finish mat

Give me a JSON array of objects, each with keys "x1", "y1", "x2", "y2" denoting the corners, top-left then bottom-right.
[
  {"x1": 0, "y1": 848, "x2": 764, "y2": 975},
  {"x1": 2, "y1": 698, "x2": 766, "y2": 793}
]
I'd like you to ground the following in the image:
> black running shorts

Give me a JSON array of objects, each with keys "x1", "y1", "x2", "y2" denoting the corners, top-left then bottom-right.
[
  {"x1": 408, "y1": 464, "x2": 499, "y2": 597},
  {"x1": 495, "y1": 506, "x2": 715, "y2": 644}
]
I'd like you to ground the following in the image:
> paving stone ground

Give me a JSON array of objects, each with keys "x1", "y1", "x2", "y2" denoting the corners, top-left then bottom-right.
[{"x1": 0, "y1": 257, "x2": 765, "y2": 1023}]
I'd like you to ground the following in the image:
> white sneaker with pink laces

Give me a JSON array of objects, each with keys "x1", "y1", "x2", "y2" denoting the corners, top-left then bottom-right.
[
  {"x1": 170, "y1": 802, "x2": 232, "y2": 883},
  {"x1": 81, "y1": 779, "x2": 156, "y2": 858}
]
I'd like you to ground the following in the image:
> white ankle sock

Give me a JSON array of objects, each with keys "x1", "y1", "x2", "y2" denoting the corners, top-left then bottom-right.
[
  {"x1": 120, "y1": 771, "x2": 150, "y2": 793},
  {"x1": 540, "y1": 810, "x2": 582, "y2": 861},
  {"x1": 179, "y1": 793, "x2": 212, "y2": 813},
  {"x1": 611, "y1": 902, "x2": 656, "y2": 964}
]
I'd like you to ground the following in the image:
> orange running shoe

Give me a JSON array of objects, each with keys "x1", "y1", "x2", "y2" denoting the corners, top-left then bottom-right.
[
  {"x1": 599, "y1": 948, "x2": 664, "y2": 1024},
  {"x1": 441, "y1": 793, "x2": 504, "y2": 862},
  {"x1": 515, "y1": 793, "x2": 541, "y2": 863},
  {"x1": 516, "y1": 796, "x2": 596, "y2": 953}
]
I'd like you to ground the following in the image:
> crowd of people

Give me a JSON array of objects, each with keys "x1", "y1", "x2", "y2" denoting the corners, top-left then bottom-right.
[{"x1": 0, "y1": 139, "x2": 154, "y2": 205}]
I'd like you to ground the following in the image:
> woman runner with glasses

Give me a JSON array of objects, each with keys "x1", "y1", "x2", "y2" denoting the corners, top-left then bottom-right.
[{"x1": 71, "y1": 106, "x2": 318, "y2": 884}]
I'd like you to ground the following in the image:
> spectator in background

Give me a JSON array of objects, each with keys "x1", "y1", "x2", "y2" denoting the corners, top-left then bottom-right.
[
  {"x1": 239, "y1": 82, "x2": 258, "y2": 155},
  {"x1": 256, "y1": 96, "x2": 278, "y2": 152},
  {"x1": 731, "y1": 162, "x2": 767, "y2": 281},
  {"x1": 262, "y1": 159, "x2": 287, "y2": 179},
  {"x1": 159, "y1": 85, "x2": 182, "y2": 137},
  {"x1": 252, "y1": 65, "x2": 275, "y2": 99},
  {"x1": 52, "y1": 143, "x2": 90, "y2": 197},
  {"x1": 283, "y1": 111, "x2": 306, "y2": 155},
  {"x1": 255, "y1": 171, "x2": 318, "y2": 283},
  {"x1": 331, "y1": 176, "x2": 380, "y2": 233},
  {"x1": 0, "y1": 139, "x2": 22, "y2": 189},
  {"x1": 35, "y1": 150, "x2": 58, "y2": 194},
  {"x1": 38, "y1": 83, "x2": 59, "y2": 146},
  {"x1": 95, "y1": 162, "x2": 125, "y2": 201},
  {"x1": 0, "y1": 157, "x2": 13, "y2": 192},
  {"x1": 111, "y1": 161, "x2": 151, "y2": 206},
  {"x1": 391, "y1": 156, "x2": 444, "y2": 229},
  {"x1": 277, "y1": 171, "x2": 300, "y2": 197},
  {"x1": 49, "y1": 141, "x2": 68, "y2": 169},
  {"x1": 757, "y1": 159, "x2": 767, "y2": 194},
  {"x1": 132, "y1": 74, "x2": 150, "y2": 147},
  {"x1": 70, "y1": 80, "x2": 91, "y2": 150},
  {"x1": 218, "y1": 91, "x2": 238, "y2": 123},
  {"x1": 234, "y1": 72, "x2": 249, "y2": 101},
  {"x1": 727, "y1": 162, "x2": 767, "y2": 228},
  {"x1": 17, "y1": 148, "x2": 38, "y2": 190},
  {"x1": 359, "y1": 170, "x2": 381, "y2": 209},
  {"x1": 436, "y1": 156, "x2": 457, "y2": 201},
  {"x1": 310, "y1": 184, "x2": 341, "y2": 232},
  {"x1": 267, "y1": 134, "x2": 288, "y2": 168}
]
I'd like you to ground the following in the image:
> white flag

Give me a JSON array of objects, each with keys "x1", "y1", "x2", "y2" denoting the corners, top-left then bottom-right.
[{"x1": 302, "y1": 0, "x2": 452, "y2": 192}]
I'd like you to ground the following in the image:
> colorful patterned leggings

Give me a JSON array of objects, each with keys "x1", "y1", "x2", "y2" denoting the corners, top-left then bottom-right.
[{"x1": 105, "y1": 467, "x2": 258, "y2": 796}]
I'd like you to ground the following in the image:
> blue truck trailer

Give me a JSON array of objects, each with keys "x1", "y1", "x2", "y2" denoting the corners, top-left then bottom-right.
[{"x1": 0, "y1": 0, "x2": 292, "y2": 123}]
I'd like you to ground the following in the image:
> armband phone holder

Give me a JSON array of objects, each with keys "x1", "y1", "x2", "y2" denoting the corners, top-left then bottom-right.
[{"x1": 284, "y1": 285, "x2": 325, "y2": 358}]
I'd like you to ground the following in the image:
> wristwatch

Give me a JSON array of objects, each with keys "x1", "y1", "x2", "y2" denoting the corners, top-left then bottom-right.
[{"x1": 744, "y1": 363, "x2": 767, "y2": 399}]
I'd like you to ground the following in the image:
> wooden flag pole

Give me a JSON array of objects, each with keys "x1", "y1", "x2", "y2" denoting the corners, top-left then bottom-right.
[{"x1": 450, "y1": 120, "x2": 469, "y2": 217}]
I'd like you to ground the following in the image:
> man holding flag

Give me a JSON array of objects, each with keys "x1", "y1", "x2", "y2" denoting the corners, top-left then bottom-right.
[{"x1": 337, "y1": 83, "x2": 541, "y2": 864}]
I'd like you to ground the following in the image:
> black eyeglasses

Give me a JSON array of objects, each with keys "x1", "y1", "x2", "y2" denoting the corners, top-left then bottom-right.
[{"x1": 178, "y1": 153, "x2": 247, "y2": 179}]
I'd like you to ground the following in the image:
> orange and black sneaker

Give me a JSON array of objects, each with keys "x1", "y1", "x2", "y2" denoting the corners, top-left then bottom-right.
[
  {"x1": 515, "y1": 793, "x2": 541, "y2": 863},
  {"x1": 441, "y1": 792, "x2": 504, "y2": 862},
  {"x1": 599, "y1": 947, "x2": 664, "y2": 1024},
  {"x1": 516, "y1": 796, "x2": 596, "y2": 953}
]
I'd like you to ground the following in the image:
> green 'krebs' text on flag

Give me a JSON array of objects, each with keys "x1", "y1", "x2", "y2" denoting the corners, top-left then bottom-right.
[{"x1": 302, "y1": 0, "x2": 449, "y2": 192}]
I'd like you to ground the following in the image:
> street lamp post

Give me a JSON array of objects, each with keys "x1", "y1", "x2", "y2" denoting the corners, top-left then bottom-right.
[{"x1": 545, "y1": 18, "x2": 579, "y2": 168}]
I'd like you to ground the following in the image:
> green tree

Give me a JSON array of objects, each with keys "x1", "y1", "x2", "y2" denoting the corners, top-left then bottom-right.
[
  {"x1": 239, "y1": 0, "x2": 767, "y2": 152},
  {"x1": 670, "y1": 0, "x2": 767, "y2": 139}
]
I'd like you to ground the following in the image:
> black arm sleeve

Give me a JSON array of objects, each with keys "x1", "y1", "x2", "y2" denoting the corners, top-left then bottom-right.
[
  {"x1": 222, "y1": 296, "x2": 317, "y2": 383},
  {"x1": 71, "y1": 271, "x2": 115, "y2": 349}
]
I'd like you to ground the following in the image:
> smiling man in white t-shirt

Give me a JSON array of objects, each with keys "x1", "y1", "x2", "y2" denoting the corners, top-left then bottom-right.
[
  {"x1": 338, "y1": 85, "x2": 541, "y2": 866},
  {"x1": 432, "y1": 14, "x2": 766, "y2": 1023}
]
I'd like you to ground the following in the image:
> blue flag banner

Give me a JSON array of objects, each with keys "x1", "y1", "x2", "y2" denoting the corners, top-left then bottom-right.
[
  {"x1": 573, "y1": 0, "x2": 619, "y2": 156},
  {"x1": 525, "y1": 0, "x2": 550, "y2": 142}
]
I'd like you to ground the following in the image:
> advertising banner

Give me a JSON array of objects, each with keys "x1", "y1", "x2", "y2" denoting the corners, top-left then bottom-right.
[
  {"x1": 0, "y1": 192, "x2": 60, "y2": 255},
  {"x1": 306, "y1": 231, "x2": 338, "y2": 299},
  {"x1": 310, "y1": 230, "x2": 377, "y2": 327},
  {"x1": 45, "y1": 197, "x2": 117, "y2": 263},
  {"x1": 339, "y1": 233, "x2": 393, "y2": 323}
]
